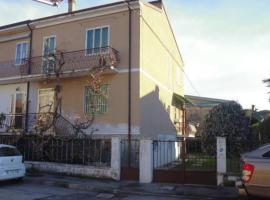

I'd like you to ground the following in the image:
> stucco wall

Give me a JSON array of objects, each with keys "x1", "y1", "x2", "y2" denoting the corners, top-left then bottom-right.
[
  {"x1": 28, "y1": 73, "x2": 140, "y2": 136},
  {"x1": 0, "y1": 6, "x2": 141, "y2": 137},
  {"x1": 31, "y1": 11, "x2": 140, "y2": 71},
  {"x1": 138, "y1": 2, "x2": 184, "y2": 138},
  {"x1": 0, "y1": 32, "x2": 30, "y2": 62},
  {"x1": 140, "y1": 2, "x2": 184, "y2": 95}
]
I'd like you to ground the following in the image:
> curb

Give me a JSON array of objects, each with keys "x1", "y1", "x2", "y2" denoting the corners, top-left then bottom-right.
[{"x1": 24, "y1": 176, "x2": 239, "y2": 199}]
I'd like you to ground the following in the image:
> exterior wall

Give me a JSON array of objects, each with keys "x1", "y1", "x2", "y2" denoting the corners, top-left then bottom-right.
[
  {"x1": 0, "y1": 83, "x2": 27, "y2": 114},
  {"x1": 0, "y1": 36, "x2": 30, "y2": 63},
  {"x1": 139, "y1": 2, "x2": 184, "y2": 138},
  {"x1": 0, "y1": 1, "x2": 184, "y2": 140},
  {"x1": 28, "y1": 8, "x2": 141, "y2": 138},
  {"x1": 0, "y1": 6, "x2": 141, "y2": 138},
  {"x1": 31, "y1": 11, "x2": 140, "y2": 71},
  {"x1": 28, "y1": 73, "x2": 140, "y2": 137}
]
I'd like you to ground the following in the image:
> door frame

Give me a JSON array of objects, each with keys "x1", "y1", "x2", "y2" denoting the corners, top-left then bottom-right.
[
  {"x1": 11, "y1": 91, "x2": 26, "y2": 130},
  {"x1": 37, "y1": 88, "x2": 55, "y2": 113}
]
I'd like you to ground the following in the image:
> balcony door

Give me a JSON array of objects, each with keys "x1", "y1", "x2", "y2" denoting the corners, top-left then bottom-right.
[
  {"x1": 42, "y1": 36, "x2": 56, "y2": 73},
  {"x1": 11, "y1": 92, "x2": 26, "y2": 129},
  {"x1": 38, "y1": 88, "x2": 55, "y2": 113}
]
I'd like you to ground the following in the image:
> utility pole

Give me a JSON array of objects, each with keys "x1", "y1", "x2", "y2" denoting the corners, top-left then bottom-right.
[{"x1": 249, "y1": 104, "x2": 256, "y2": 126}]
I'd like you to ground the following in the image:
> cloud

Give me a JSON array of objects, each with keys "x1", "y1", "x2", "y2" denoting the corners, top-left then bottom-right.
[{"x1": 165, "y1": 0, "x2": 270, "y2": 109}]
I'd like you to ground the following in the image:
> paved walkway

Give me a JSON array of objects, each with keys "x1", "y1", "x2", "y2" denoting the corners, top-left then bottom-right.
[
  {"x1": 0, "y1": 181, "x2": 239, "y2": 200},
  {"x1": 24, "y1": 173, "x2": 242, "y2": 200}
]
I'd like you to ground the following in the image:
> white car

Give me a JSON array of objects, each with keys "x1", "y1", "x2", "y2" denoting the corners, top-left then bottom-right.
[{"x1": 0, "y1": 144, "x2": 25, "y2": 181}]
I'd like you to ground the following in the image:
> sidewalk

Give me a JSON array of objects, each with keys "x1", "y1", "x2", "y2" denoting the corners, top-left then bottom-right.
[{"x1": 24, "y1": 173, "x2": 240, "y2": 199}]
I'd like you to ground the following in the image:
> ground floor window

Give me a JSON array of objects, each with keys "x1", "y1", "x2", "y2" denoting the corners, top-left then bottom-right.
[{"x1": 85, "y1": 85, "x2": 108, "y2": 114}]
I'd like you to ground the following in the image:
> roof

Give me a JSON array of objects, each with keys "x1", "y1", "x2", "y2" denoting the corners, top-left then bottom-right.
[
  {"x1": 0, "y1": 0, "x2": 141, "y2": 31},
  {"x1": 172, "y1": 93, "x2": 193, "y2": 108},
  {"x1": 0, "y1": 20, "x2": 31, "y2": 30},
  {"x1": 185, "y1": 95, "x2": 231, "y2": 107}
]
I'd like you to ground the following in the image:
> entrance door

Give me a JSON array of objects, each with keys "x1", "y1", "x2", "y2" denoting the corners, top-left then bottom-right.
[{"x1": 11, "y1": 93, "x2": 26, "y2": 129}]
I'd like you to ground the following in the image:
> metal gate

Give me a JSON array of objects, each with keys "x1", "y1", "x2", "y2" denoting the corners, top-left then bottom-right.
[
  {"x1": 153, "y1": 138, "x2": 216, "y2": 185},
  {"x1": 121, "y1": 139, "x2": 140, "y2": 180}
]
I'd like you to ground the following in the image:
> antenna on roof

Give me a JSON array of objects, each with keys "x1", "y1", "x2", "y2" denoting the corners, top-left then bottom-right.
[{"x1": 33, "y1": 0, "x2": 76, "y2": 12}]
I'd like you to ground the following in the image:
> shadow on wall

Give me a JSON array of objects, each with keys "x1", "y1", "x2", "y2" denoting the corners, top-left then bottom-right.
[{"x1": 140, "y1": 86, "x2": 176, "y2": 139}]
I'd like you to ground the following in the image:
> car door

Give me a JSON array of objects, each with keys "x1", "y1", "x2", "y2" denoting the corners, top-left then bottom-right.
[{"x1": 259, "y1": 151, "x2": 270, "y2": 187}]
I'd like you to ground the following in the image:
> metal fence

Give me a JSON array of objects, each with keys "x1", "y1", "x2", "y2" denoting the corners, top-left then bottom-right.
[
  {"x1": 153, "y1": 138, "x2": 217, "y2": 185},
  {"x1": 120, "y1": 139, "x2": 140, "y2": 180},
  {"x1": 0, "y1": 47, "x2": 120, "y2": 79},
  {"x1": 121, "y1": 139, "x2": 140, "y2": 168},
  {"x1": 0, "y1": 135, "x2": 111, "y2": 167},
  {"x1": 153, "y1": 138, "x2": 216, "y2": 171},
  {"x1": 0, "y1": 114, "x2": 26, "y2": 133}
]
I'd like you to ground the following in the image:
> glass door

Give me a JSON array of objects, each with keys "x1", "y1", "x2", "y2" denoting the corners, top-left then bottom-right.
[
  {"x1": 12, "y1": 93, "x2": 26, "y2": 129},
  {"x1": 42, "y1": 36, "x2": 56, "y2": 73}
]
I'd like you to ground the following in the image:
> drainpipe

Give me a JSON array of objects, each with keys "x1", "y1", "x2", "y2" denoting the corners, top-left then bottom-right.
[
  {"x1": 25, "y1": 22, "x2": 33, "y2": 132},
  {"x1": 127, "y1": 0, "x2": 132, "y2": 168}
]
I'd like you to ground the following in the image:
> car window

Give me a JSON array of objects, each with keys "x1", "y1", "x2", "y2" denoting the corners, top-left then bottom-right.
[
  {"x1": 0, "y1": 147, "x2": 21, "y2": 157},
  {"x1": 262, "y1": 151, "x2": 270, "y2": 158}
]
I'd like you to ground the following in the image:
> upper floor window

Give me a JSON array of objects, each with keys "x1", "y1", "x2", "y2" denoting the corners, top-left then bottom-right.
[
  {"x1": 86, "y1": 26, "x2": 109, "y2": 54},
  {"x1": 15, "y1": 42, "x2": 29, "y2": 65}
]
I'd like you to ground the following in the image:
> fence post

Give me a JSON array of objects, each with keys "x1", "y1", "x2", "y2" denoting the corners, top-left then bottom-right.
[
  {"x1": 111, "y1": 137, "x2": 121, "y2": 181},
  {"x1": 217, "y1": 137, "x2": 227, "y2": 186},
  {"x1": 139, "y1": 139, "x2": 153, "y2": 183}
]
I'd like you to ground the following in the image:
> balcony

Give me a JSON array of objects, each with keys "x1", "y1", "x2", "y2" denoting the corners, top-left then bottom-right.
[{"x1": 0, "y1": 47, "x2": 120, "y2": 83}]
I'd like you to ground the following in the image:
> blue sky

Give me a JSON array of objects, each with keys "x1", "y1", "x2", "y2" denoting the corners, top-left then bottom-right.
[{"x1": 0, "y1": 0, "x2": 269, "y2": 110}]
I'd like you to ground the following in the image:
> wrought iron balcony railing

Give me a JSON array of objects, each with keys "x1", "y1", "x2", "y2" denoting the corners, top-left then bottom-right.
[{"x1": 0, "y1": 47, "x2": 120, "y2": 80}]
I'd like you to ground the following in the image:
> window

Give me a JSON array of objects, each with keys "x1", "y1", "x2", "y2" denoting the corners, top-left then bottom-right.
[
  {"x1": 0, "y1": 147, "x2": 21, "y2": 157},
  {"x1": 85, "y1": 85, "x2": 108, "y2": 114},
  {"x1": 42, "y1": 36, "x2": 56, "y2": 73},
  {"x1": 263, "y1": 151, "x2": 270, "y2": 158},
  {"x1": 15, "y1": 42, "x2": 29, "y2": 65},
  {"x1": 86, "y1": 27, "x2": 109, "y2": 54}
]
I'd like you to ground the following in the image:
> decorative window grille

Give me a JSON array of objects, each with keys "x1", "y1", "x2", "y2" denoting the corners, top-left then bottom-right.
[{"x1": 85, "y1": 85, "x2": 108, "y2": 114}]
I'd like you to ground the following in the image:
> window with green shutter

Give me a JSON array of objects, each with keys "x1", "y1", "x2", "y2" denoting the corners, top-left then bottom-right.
[{"x1": 85, "y1": 85, "x2": 108, "y2": 114}]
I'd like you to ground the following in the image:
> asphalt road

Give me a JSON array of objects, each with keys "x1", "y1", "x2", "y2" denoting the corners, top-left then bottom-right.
[{"x1": 0, "y1": 180, "x2": 250, "y2": 200}]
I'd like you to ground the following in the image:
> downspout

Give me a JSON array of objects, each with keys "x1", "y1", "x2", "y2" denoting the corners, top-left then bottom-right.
[
  {"x1": 25, "y1": 22, "x2": 33, "y2": 132},
  {"x1": 127, "y1": 1, "x2": 132, "y2": 168}
]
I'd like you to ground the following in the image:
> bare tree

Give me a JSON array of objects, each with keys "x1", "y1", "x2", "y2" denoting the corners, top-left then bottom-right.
[{"x1": 31, "y1": 51, "x2": 108, "y2": 138}]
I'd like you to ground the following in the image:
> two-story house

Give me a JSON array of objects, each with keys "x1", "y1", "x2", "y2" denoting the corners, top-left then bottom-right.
[{"x1": 0, "y1": 0, "x2": 184, "y2": 140}]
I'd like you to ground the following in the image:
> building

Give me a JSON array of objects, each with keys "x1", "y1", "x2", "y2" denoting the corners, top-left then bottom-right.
[
  {"x1": 185, "y1": 95, "x2": 231, "y2": 137},
  {"x1": 0, "y1": 0, "x2": 184, "y2": 140}
]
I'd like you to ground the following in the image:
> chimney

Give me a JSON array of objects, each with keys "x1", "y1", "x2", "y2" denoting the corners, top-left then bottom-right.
[{"x1": 68, "y1": 0, "x2": 76, "y2": 12}]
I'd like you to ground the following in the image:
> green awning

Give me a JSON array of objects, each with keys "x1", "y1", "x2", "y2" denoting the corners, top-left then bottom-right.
[{"x1": 172, "y1": 93, "x2": 193, "y2": 108}]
